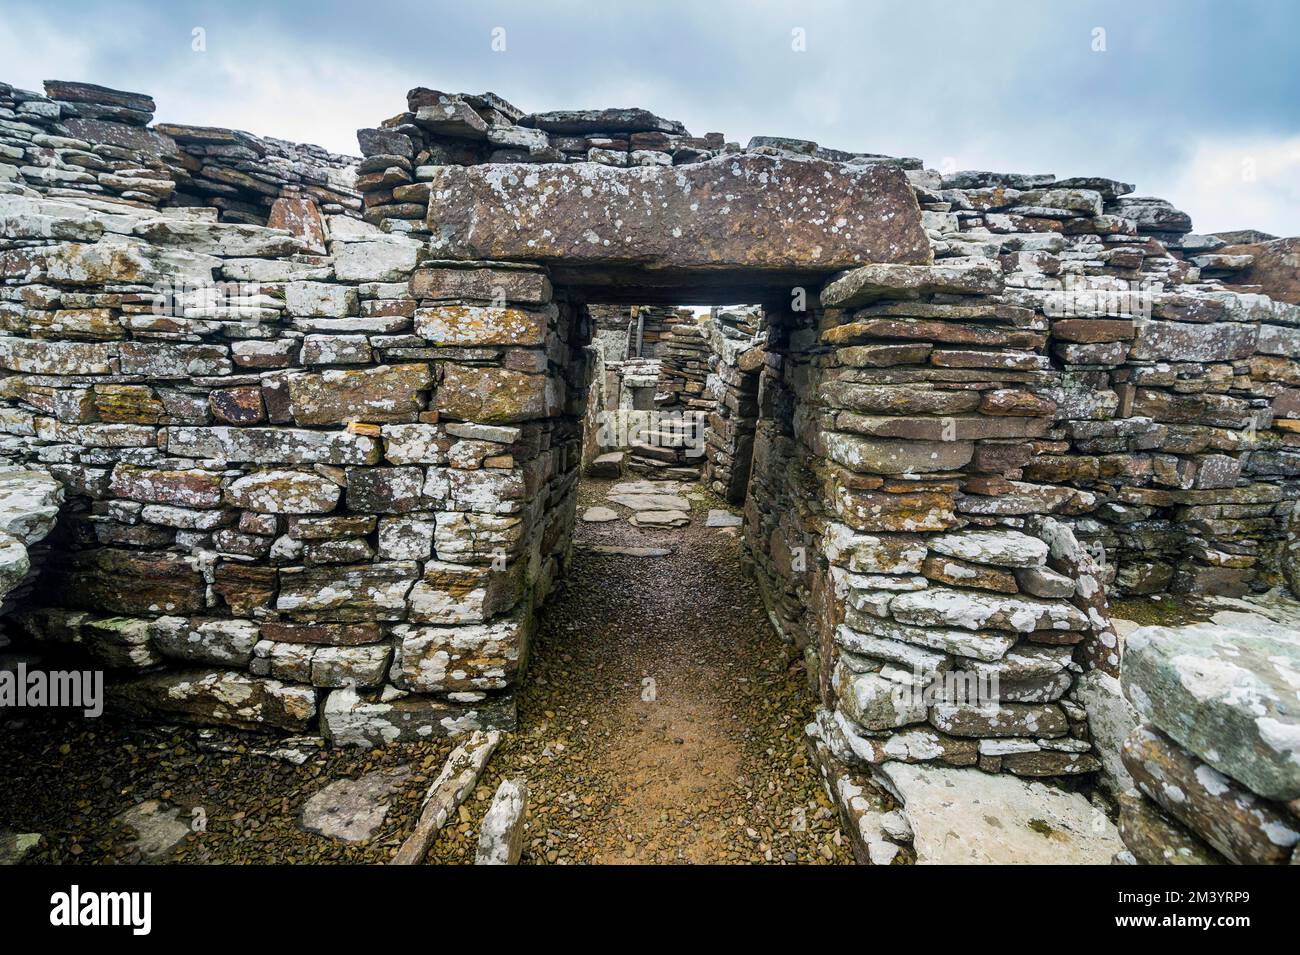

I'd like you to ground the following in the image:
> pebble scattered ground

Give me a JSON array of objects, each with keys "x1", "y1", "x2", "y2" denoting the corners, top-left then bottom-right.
[{"x1": 0, "y1": 476, "x2": 850, "y2": 865}]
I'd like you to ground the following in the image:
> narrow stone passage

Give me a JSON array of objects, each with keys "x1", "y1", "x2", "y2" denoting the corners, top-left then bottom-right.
[{"x1": 426, "y1": 477, "x2": 851, "y2": 864}]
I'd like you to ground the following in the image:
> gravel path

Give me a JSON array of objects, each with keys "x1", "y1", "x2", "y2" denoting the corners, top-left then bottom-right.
[
  {"x1": 426, "y1": 477, "x2": 850, "y2": 864},
  {"x1": 0, "y1": 477, "x2": 849, "y2": 865}
]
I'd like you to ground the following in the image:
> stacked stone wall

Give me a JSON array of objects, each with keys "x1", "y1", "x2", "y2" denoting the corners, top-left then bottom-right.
[
  {"x1": 919, "y1": 171, "x2": 1300, "y2": 598},
  {"x1": 1, "y1": 80, "x2": 359, "y2": 226},
  {"x1": 4, "y1": 76, "x2": 1300, "y2": 788},
  {"x1": 0, "y1": 168, "x2": 588, "y2": 741},
  {"x1": 702, "y1": 307, "x2": 763, "y2": 503}
]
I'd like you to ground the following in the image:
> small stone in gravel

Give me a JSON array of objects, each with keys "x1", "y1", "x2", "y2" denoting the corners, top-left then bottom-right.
[
  {"x1": 300, "y1": 766, "x2": 412, "y2": 842},
  {"x1": 582, "y1": 506, "x2": 619, "y2": 523}
]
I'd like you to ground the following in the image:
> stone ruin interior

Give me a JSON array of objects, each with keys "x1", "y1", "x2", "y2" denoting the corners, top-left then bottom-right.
[{"x1": 0, "y1": 76, "x2": 1297, "y2": 867}]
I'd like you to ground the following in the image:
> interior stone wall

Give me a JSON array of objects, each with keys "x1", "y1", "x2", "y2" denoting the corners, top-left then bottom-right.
[{"x1": 702, "y1": 307, "x2": 763, "y2": 503}]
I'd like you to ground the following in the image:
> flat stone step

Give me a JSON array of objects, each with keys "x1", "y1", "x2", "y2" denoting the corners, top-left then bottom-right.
[{"x1": 877, "y1": 762, "x2": 1123, "y2": 864}]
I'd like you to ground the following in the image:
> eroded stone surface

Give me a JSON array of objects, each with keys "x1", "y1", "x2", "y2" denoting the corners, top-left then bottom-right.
[
  {"x1": 300, "y1": 766, "x2": 412, "y2": 842},
  {"x1": 877, "y1": 762, "x2": 1122, "y2": 864},
  {"x1": 1123, "y1": 619, "x2": 1300, "y2": 801},
  {"x1": 425, "y1": 154, "x2": 929, "y2": 273}
]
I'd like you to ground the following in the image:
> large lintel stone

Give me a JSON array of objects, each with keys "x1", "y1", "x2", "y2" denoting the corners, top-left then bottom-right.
[{"x1": 425, "y1": 154, "x2": 929, "y2": 276}]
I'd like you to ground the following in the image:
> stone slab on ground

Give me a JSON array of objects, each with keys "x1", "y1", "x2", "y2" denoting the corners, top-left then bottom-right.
[
  {"x1": 705, "y1": 509, "x2": 743, "y2": 528},
  {"x1": 1122, "y1": 617, "x2": 1300, "y2": 801},
  {"x1": 607, "y1": 492, "x2": 691, "y2": 511},
  {"x1": 876, "y1": 762, "x2": 1122, "y2": 864},
  {"x1": 581, "y1": 506, "x2": 619, "y2": 523},
  {"x1": 609, "y1": 480, "x2": 688, "y2": 495},
  {"x1": 475, "y1": 776, "x2": 528, "y2": 864},
  {"x1": 0, "y1": 831, "x2": 42, "y2": 864},
  {"x1": 114, "y1": 799, "x2": 190, "y2": 861},
  {"x1": 630, "y1": 509, "x2": 690, "y2": 528},
  {"x1": 300, "y1": 765, "x2": 412, "y2": 842}
]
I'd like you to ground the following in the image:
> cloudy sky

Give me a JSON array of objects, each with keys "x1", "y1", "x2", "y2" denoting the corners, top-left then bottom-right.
[{"x1": 2, "y1": 0, "x2": 1297, "y2": 235}]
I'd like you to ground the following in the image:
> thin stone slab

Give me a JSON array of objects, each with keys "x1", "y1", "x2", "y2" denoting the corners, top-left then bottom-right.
[
  {"x1": 1123, "y1": 618, "x2": 1300, "y2": 801},
  {"x1": 877, "y1": 762, "x2": 1123, "y2": 864},
  {"x1": 475, "y1": 777, "x2": 528, "y2": 865},
  {"x1": 607, "y1": 493, "x2": 690, "y2": 511},
  {"x1": 581, "y1": 506, "x2": 619, "y2": 523},
  {"x1": 630, "y1": 509, "x2": 690, "y2": 527},
  {"x1": 705, "y1": 509, "x2": 743, "y2": 527},
  {"x1": 300, "y1": 766, "x2": 412, "y2": 842},
  {"x1": 610, "y1": 480, "x2": 687, "y2": 495}
]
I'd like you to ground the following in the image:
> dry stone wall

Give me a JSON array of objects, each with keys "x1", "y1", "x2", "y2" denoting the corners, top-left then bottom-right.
[
  {"x1": 2, "y1": 77, "x2": 1299, "y2": 808},
  {"x1": 702, "y1": 306, "x2": 763, "y2": 503},
  {"x1": 918, "y1": 171, "x2": 1300, "y2": 598},
  {"x1": 1, "y1": 80, "x2": 359, "y2": 226},
  {"x1": 0, "y1": 84, "x2": 590, "y2": 740}
]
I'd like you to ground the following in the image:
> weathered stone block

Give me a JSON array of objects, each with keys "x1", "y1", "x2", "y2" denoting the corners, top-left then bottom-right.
[
  {"x1": 276, "y1": 562, "x2": 418, "y2": 622},
  {"x1": 407, "y1": 560, "x2": 524, "y2": 624},
  {"x1": 150, "y1": 616, "x2": 260, "y2": 667},
  {"x1": 1129, "y1": 321, "x2": 1258, "y2": 361},
  {"x1": 824, "y1": 432, "x2": 973, "y2": 474},
  {"x1": 821, "y1": 261, "x2": 1002, "y2": 307},
  {"x1": 834, "y1": 669, "x2": 929, "y2": 732},
  {"x1": 344, "y1": 466, "x2": 427, "y2": 513},
  {"x1": 1123, "y1": 620, "x2": 1300, "y2": 801},
  {"x1": 437, "y1": 364, "x2": 550, "y2": 424},
  {"x1": 288, "y1": 363, "x2": 431, "y2": 425},
  {"x1": 425, "y1": 154, "x2": 928, "y2": 271},
  {"x1": 391, "y1": 613, "x2": 529, "y2": 692},
  {"x1": 1122, "y1": 725, "x2": 1297, "y2": 865},
  {"x1": 108, "y1": 669, "x2": 316, "y2": 733},
  {"x1": 414, "y1": 304, "x2": 550, "y2": 346},
  {"x1": 285, "y1": 281, "x2": 358, "y2": 318},
  {"x1": 41, "y1": 548, "x2": 205, "y2": 615},
  {"x1": 310, "y1": 644, "x2": 392, "y2": 688},
  {"x1": 321, "y1": 684, "x2": 516, "y2": 747},
  {"x1": 109, "y1": 464, "x2": 223, "y2": 508},
  {"x1": 226, "y1": 470, "x2": 341, "y2": 514},
  {"x1": 410, "y1": 266, "x2": 551, "y2": 303},
  {"x1": 381, "y1": 423, "x2": 451, "y2": 465},
  {"x1": 165, "y1": 426, "x2": 380, "y2": 465},
  {"x1": 891, "y1": 587, "x2": 1087, "y2": 633},
  {"x1": 930, "y1": 702, "x2": 1068, "y2": 738}
]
